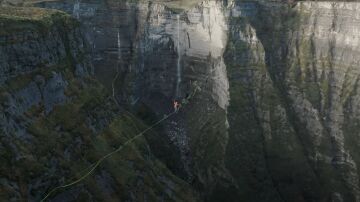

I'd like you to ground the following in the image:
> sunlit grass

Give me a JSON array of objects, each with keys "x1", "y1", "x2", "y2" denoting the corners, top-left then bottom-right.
[
  {"x1": 159, "y1": 0, "x2": 204, "y2": 10},
  {"x1": 22, "y1": 0, "x2": 60, "y2": 6},
  {"x1": 0, "y1": 6, "x2": 75, "y2": 37},
  {"x1": 0, "y1": 6, "x2": 64, "y2": 20}
]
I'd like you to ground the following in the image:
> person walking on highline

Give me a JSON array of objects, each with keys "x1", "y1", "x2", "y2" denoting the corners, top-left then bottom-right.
[{"x1": 173, "y1": 100, "x2": 180, "y2": 113}]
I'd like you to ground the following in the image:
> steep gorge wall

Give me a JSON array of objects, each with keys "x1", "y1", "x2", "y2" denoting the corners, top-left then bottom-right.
[
  {"x1": 33, "y1": 1, "x2": 234, "y2": 200},
  {"x1": 4, "y1": 0, "x2": 360, "y2": 201},
  {"x1": 0, "y1": 6, "x2": 196, "y2": 201},
  {"x1": 225, "y1": 1, "x2": 360, "y2": 201}
]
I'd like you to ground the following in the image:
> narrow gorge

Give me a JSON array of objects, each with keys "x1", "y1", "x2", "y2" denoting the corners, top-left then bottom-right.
[{"x1": 1, "y1": 0, "x2": 360, "y2": 202}]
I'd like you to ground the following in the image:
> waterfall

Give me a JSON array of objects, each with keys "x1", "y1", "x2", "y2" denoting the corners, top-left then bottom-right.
[
  {"x1": 117, "y1": 31, "x2": 122, "y2": 61},
  {"x1": 176, "y1": 14, "x2": 182, "y2": 97},
  {"x1": 73, "y1": 0, "x2": 80, "y2": 19},
  {"x1": 112, "y1": 31, "x2": 122, "y2": 99}
]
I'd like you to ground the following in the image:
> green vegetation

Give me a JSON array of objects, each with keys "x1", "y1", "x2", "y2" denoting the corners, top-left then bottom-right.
[
  {"x1": 0, "y1": 65, "x2": 195, "y2": 201},
  {"x1": 0, "y1": 6, "x2": 77, "y2": 36},
  {"x1": 0, "y1": 4, "x2": 196, "y2": 200}
]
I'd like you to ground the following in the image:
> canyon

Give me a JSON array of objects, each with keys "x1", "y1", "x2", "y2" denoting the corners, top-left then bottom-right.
[{"x1": 1, "y1": 0, "x2": 360, "y2": 201}]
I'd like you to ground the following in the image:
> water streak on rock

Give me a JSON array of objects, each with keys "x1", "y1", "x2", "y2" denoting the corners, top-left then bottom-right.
[
  {"x1": 176, "y1": 14, "x2": 181, "y2": 97},
  {"x1": 72, "y1": 0, "x2": 80, "y2": 19}
]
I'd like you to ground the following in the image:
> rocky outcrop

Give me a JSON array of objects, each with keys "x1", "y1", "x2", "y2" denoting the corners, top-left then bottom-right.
[{"x1": 0, "y1": 7, "x2": 90, "y2": 83}]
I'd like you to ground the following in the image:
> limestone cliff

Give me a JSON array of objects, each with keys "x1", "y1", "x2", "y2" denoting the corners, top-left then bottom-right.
[
  {"x1": 0, "y1": 6, "x2": 196, "y2": 201},
  {"x1": 2, "y1": 0, "x2": 360, "y2": 202},
  {"x1": 226, "y1": 1, "x2": 360, "y2": 201}
]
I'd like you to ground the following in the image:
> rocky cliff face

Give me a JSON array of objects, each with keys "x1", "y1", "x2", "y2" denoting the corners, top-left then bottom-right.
[
  {"x1": 3, "y1": 0, "x2": 360, "y2": 201},
  {"x1": 0, "y1": 6, "x2": 196, "y2": 202},
  {"x1": 33, "y1": 1, "x2": 233, "y2": 200},
  {"x1": 226, "y1": 1, "x2": 360, "y2": 201}
]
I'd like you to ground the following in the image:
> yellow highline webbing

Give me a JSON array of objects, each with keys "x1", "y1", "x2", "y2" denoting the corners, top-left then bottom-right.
[
  {"x1": 41, "y1": 74, "x2": 200, "y2": 201},
  {"x1": 40, "y1": 110, "x2": 177, "y2": 202}
]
